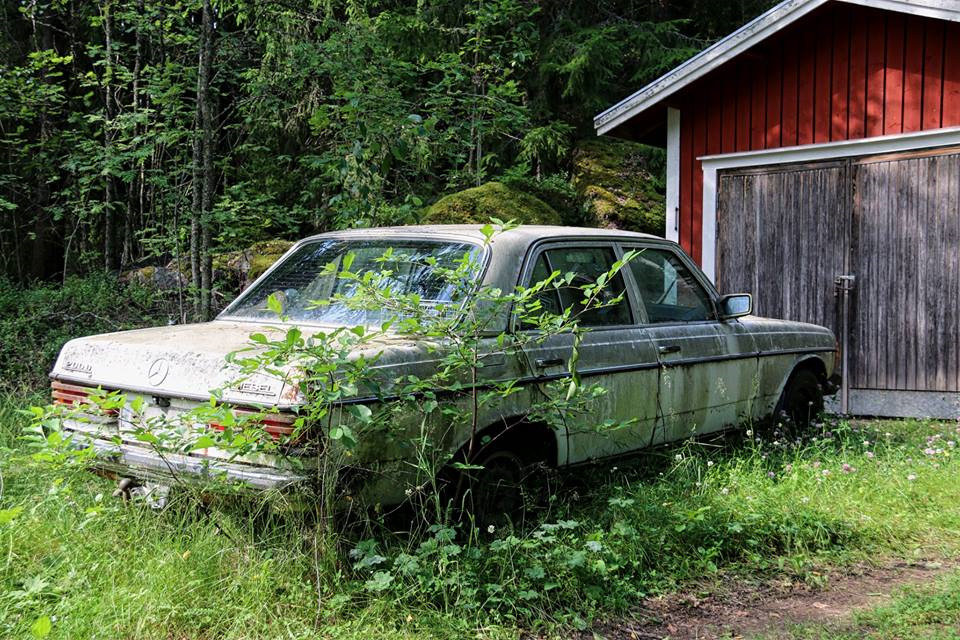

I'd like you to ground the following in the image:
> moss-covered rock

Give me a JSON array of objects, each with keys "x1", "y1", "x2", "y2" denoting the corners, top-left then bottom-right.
[
  {"x1": 122, "y1": 264, "x2": 185, "y2": 291},
  {"x1": 420, "y1": 181, "x2": 565, "y2": 226},
  {"x1": 572, "y1": 137, "x2": 666, "y2": 235},
  {"x1": 213, "y1": 239, "x2": 295, "y2": 291}
]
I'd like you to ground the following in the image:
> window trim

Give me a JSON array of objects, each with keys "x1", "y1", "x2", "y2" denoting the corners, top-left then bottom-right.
[
  {"x1": 512, "y1": 239, "x2": 639, "y2": 333},
  {"x1": 616, "y1": 241, "x2": 721, "y2": 327}
]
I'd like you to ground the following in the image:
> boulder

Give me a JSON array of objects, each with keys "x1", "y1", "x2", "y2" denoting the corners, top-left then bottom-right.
[
  {"x1": 420, "y1": 181, "x2": 564, "y2": 226},
  {"x1": 122, "y1": 265, "x2": 186, "y2": 291},
  {"x1": 212, "y1": 239, "x2": 294, "y2": 291},
  {"x1": 572, "y1": 137, "x2": 666, "y2": 236}
]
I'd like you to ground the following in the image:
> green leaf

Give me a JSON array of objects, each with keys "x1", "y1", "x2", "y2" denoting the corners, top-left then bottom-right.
[
  {"x1": 450, "y1": 462, "x2": 485, "y2": 471},
  {"x1": 480, "y1": 223, "x2": 495, "y2": 242},
  {"x1": 364, "y1": 571, "x2": 394, "y2": 592},
  {"x1": 0, "y1": 506, "x2": 24, "y2": 525},
  {"x1": 135, "y1": 431, "x2": 159, "y2": 444},
  {"x1": 349, "y1": 404, "x2": 372, "y2": 423},
  {"x1": 266, "y1": 294, "x2": 283, "y2": 315},
  {"x1": 31, "y1": 616, "x2": 51, "y2": 639},
  {"x1": 190, "y1": 436, "x2": 217, "y2": 451}
]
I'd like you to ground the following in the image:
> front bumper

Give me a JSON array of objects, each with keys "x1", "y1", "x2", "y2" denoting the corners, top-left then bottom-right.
[{"x1": 75, "y1": 434, "x2": 308, "y2": 492}]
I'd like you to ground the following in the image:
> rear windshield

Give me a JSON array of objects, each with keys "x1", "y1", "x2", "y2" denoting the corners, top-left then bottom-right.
[{"x1": 220, "y1": 238, "x2": 483, "y2": 325}]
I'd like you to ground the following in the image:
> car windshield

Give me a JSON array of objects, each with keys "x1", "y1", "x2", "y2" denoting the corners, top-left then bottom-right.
[{"x1": 221, "y1": 237, "x2": 484, "y2": 325}]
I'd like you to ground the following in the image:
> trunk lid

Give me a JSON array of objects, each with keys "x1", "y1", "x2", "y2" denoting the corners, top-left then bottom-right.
[{"x1": 52, "y1": 320, "x2": 302, "y2": 407}]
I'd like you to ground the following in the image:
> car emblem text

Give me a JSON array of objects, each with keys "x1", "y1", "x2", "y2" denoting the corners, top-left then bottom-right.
[
  {"x1": 147, "y1": 358, "x2": 171, "y2": 386},
  {"x1": 64, "y1": 360, "x2": 93, "y2": 376}
]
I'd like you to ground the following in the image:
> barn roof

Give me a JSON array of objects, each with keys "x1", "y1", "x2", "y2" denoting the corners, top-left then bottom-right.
[{"x1": 594, "y1": 0, "x2": 960, "y2": 136}]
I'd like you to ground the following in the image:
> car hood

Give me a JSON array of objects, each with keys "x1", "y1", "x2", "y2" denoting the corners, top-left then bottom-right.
[{"x1": 50, "y1": 320, "x2": 424, "y2": 408}]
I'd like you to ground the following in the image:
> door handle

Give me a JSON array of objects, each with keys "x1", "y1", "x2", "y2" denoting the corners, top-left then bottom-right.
[
  {"x1": 535, "y1": 357, "x2": 564, "y2": 368},
  {"x1": 658, "y1": 345, "x2": 681, "y2": 355}
]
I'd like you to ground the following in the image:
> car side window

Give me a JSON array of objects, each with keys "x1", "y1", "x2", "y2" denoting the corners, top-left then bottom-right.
[
  {"x1": 523, "y1": 246, "x2": 632, "y2": 327},
  {"x1": 629, "y1": 248, "x2": 715, "y2": 323}
]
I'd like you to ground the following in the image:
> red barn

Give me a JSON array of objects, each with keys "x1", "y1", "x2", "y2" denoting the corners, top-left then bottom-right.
[{"x1": 596, "y1": 0, "x2": 960, "y2": 418}]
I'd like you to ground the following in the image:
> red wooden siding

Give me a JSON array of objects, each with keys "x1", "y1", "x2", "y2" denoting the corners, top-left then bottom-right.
[{"x1": 672, "y1": 3, "x2": 960, "y2": 262}]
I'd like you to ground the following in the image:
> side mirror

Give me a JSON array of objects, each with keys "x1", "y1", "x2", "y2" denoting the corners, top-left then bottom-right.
[{"x1": 719, "y1": 293, "x2": 752, "y2": 319}]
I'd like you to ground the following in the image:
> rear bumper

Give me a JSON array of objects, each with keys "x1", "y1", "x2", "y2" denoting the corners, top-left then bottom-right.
[{"x1": 74, "y1": 434, "x2": 308, "y2": 491}]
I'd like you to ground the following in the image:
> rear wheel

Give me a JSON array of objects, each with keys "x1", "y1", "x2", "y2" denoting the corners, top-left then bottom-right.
[
  {"x1": 776, "y1": 368, "x2": 824, "y2": 431},
  {"x1": 472, "y1": 450, "x2": 526, "y2": 527},
  {"x1": 450, "y1": 445, "x2": 541, "y2": 531}
]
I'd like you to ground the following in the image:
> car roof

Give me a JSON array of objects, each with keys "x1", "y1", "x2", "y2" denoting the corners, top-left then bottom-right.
[{"x1": 301, "y1": 224, "x2": 665, "y2": 248}]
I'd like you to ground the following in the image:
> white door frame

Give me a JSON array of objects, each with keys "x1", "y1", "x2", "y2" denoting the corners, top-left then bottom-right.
[
  {"x1": 665, "y1": 107, "x2": 681, "y2": 243},
  {"x1": 698, "y1": 126, "x2": 960, "y2": 283}
]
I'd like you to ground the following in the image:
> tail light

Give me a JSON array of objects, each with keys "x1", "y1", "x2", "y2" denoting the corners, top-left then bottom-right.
[
  {"x1": 51, "y1": 380, "x2": 118, "y2": 417},
  {"x1": 209, "y1": 408, "x2": 299, "y2": 442}
]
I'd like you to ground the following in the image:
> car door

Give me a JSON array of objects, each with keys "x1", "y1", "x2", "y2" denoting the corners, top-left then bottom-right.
[
  {"x1": 517, "y1": 241, "x2": 661, "y2": 465},
  {"x1": 621, "y1": 243, "x2": 758, "y2": 443}
]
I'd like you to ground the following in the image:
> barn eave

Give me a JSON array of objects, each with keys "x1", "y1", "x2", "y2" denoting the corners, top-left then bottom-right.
[{"x1": 594, "y1": 0, "x2": 960, "y2": 138}]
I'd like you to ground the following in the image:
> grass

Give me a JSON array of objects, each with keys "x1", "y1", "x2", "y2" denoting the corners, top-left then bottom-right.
[{"x1": 2, "y1": 391, "x2": 960, "y2": 639}]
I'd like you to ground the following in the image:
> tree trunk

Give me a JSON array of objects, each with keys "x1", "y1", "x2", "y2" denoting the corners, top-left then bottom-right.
[
  {"x1": 122, "y1": 0, "x2": 145, "y2": 270},
  {"x1": 102, "y1": 0, "x2": 118, "y2": 271},
  {"x1": 197, "y1": 0, "x2": 216, "y2": 320},
  {"x1": 190, "y1": 107, "x2": 201, "y2": 316}
]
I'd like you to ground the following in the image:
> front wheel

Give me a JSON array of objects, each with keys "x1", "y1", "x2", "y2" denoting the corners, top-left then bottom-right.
[{"x1": 776, "y1": 368, "x2": 824, "y2": 431}]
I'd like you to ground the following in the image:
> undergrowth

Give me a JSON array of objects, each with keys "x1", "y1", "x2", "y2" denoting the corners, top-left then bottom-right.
[
  {"x1": 0, "y1": 276, "x2": 171, "y2": 393},
  {"x1": 2, "y1": 395, "x2": 959, "y2": 639}
]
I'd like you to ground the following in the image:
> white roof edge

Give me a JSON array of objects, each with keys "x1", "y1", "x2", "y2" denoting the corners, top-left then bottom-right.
[{"x1": 594, "y1": 0, "x2": 960, "y2": 136}]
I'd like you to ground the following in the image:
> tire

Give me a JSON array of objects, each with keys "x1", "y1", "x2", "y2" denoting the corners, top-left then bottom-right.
[
  {"x1": 776, "y1": 368, "x2": 824, "y2": 431},
  {"x1": 463, "y1": 448, "x2": 528, "y2": 530}
]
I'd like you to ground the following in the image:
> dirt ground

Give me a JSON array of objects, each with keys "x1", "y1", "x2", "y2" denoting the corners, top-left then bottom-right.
[{"x1": 578, "y1": 558, "x2": 954, "y2": 639}]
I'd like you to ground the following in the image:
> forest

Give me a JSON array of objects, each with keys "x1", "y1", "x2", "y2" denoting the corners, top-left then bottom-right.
[{"x1": 1, "y1": 0, "x2": 778, "y2": 318}]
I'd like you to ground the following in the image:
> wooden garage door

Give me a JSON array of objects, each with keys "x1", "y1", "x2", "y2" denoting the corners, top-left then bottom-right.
[
  {"x1": 716, "y1": 161, "x2": 849, "y2": 331},
  {"x1": 852, "y1": 150, "x2": 960, "y2": 393},
  {"x1": 716, "y1": 147, "x2": 960, "y2": 416}
]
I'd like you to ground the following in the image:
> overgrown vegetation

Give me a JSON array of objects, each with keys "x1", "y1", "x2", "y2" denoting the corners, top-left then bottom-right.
[
  {"x1": 0, "y1": 275, "x2": 171, "y2": 393},
  {"x1": 4, "y1": 392, "x2": 959, "y2": 637}
]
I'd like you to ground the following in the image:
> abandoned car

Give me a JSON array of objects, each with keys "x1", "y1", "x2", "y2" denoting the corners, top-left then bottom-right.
[{"x1": 50, "y1": 225, "x2": 838, "y2": 505}]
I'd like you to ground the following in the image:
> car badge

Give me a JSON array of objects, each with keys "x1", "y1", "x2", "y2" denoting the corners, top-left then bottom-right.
[
  {"x1": 234, "y1": 381, "x2": 275, "y2": 397},
  {"x1": 64, "y1": 361, "x2": 93, "y2": 376},
  {"x1": 147, "y1": 358, "x2": 171, "y2": 386}
]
